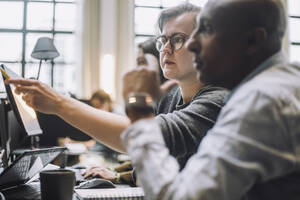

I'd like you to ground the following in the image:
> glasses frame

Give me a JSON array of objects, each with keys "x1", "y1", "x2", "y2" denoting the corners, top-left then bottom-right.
[{"x1": 155, "y1": 33, "x2": 189, "y2": 53}]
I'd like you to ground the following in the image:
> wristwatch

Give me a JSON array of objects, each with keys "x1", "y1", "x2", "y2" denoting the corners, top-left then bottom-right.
[{"x1": 125, "y1": 93, "x2": 155, "y2": 119}]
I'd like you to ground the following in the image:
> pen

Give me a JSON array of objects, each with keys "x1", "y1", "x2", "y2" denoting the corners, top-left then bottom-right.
[{"x1": 0, "y1": 68, "x2": 10, "y2": 79}]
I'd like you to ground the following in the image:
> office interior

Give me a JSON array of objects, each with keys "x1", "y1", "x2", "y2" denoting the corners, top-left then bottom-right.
[{"x1": 0, "y1": 0, "x2": 299, "y2": 172}]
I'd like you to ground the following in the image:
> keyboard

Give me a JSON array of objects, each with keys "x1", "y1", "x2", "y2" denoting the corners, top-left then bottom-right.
[
  {"x1": 2, "y1": 181, "x2": 78, "y2": 200},
  {"x1": 2, "y1": 182, "x2": 41, "y2": 200}
]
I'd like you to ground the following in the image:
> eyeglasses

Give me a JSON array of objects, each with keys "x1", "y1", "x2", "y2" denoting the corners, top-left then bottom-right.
[{"x1": 155, "y1": 33, "x2": 189, "y2": 52}]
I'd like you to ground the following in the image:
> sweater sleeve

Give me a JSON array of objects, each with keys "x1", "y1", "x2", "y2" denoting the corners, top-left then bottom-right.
[{"x1": 155, "y1": 87, "x2": 228, "y2": 169}]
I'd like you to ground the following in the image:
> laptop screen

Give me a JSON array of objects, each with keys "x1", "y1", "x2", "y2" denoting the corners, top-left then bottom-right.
[
  {"x1": 1, "y1": 65, "x2": 42, "y2": 136},
  {"x1": 0, "y1": 147, "x2": 66, "y2": 190}
]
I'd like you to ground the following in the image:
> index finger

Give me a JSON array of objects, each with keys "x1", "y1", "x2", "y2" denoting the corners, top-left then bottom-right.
[{"x1": 5, "y1": 78, "x2": 39, "y2": 86}]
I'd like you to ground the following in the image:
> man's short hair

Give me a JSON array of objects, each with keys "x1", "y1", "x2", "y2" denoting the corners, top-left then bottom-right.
[
  {"x1": 157, "y1": 3, "x2": 201, "y2": 33},
  {"x1": 213, "y1": 0, "x2": 286, "y2": 52}
]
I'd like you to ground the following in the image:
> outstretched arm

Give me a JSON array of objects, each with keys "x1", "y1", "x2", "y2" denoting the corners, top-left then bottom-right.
[
  {"x1": 5, "y1": 78, "x2": 130, "y2": 152},
  {"x1": 5, "y1": 55, "x2": 162, "y2": 152}
]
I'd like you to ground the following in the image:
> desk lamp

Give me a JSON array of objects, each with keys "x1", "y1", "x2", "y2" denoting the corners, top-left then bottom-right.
[{"x1": 31, "y1": 37, "x2": 59, "y2": 79}]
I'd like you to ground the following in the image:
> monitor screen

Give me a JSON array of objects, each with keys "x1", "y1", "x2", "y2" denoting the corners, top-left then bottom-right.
[
  {"x1": 0, "y1": 74, "x2": 4, "y2": 93},
  {"x1": 1, "y1": 65, "x2": 43, "y2": 136}
]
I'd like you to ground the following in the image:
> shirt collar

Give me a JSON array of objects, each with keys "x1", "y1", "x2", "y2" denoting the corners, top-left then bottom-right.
[{"x1": 225, "y1": 51, "x2": 287, "y2": 103}]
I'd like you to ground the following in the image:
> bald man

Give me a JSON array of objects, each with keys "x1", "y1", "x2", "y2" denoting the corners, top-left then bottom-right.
[{"x1": 121, "y1": 0, "x2": 300, "y2": 199}]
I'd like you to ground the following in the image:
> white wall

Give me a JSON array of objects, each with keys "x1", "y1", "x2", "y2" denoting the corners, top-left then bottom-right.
[
  {"x1": 282, "y1": 0, "x2": 289, "y2": 55},
  {"x1": 78, "y1": 0, "x2": 134, "y2": 103},
  {"x1": 77, "y1": 0, "x2": 101, "y2": 98},
  {"x1": 115, "y1": 0, "x2": 135, "y2": 105}
]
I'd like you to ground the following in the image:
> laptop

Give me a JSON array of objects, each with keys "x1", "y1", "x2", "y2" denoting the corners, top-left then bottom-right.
[{"x1": 0, "y1": 147, "x2": 66, "y2": 191}]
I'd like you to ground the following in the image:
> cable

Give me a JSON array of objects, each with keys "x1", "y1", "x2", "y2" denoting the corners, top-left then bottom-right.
[{"x1": 0, "y1": 192, "x2": 5, "y2": 200}]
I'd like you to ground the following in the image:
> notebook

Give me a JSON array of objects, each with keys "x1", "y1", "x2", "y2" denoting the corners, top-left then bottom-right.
[{"x1": 75, "y1": 187, "x2": 145, "y2": 200}]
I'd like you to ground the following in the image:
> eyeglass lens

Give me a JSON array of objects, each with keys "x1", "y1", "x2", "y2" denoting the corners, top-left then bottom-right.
[{"x1": 156, "y1": 33, "x2": 187, "y2": 52}]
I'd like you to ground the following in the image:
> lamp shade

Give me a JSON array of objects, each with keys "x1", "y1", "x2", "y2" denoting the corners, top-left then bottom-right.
[{"x1": 31, "y1": 37, "x2": 59, "y2": 60}]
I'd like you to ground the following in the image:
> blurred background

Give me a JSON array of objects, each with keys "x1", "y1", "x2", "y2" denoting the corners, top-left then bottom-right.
[{"x1": 0, "y1": 0, "x2": 298, "y2": 104}]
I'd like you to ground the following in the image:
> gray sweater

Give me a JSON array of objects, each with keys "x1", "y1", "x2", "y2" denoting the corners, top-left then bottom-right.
[{"x1": 155, "y1": 85, "x2": 229, "y2": 169}]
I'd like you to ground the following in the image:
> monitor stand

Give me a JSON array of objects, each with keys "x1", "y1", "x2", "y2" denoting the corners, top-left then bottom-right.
[
  {"x1": 31, "y1": 135, "x2": 40, "y2": 149},
  {"x1": 0, "y1": 98, "x2": 11, "y2": 168},
  {"x1": 0, "y1": 98, "x2": 40, "y2": 167}
]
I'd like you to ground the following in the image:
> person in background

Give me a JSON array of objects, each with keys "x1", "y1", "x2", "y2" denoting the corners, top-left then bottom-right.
[
  {"x1": 6, "y1": 2, "x2": 228, "y2": 179},
  {"x1": 136, "y1": 37, "x2": 178, "y2": 93},
  {"x1": 121, "y1": 0, "x2": 300, "y2": 199},
  {"x1": 137, "y1": 38, "x2": 167, "y2": 84},
  {"x1": 90, "y1": 89, "x2": 114, "y2": 112}
]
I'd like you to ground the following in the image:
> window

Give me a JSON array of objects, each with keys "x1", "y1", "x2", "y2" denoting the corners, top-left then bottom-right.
[
  {"x1": 0, "y1": 0, "x2": 77, "y2": 94},
  {"x1": 134, "y1": 0, "x2": 208, "y2": 46},
  {"x1": 288, "y1": 0, "x2": 300, "y2": 63},
  {"x1": 134, "y1": 0, "x2": 300, "y2": 64}
]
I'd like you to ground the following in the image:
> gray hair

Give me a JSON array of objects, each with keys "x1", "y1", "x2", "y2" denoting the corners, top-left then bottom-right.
[{"x1": 157, "y1": 3, "x2": 201, "y2": 33}]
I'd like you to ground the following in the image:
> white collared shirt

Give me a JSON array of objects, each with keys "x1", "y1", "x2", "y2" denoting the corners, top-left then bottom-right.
[{"x1": 122, "y1": 52, "x2": 300, "y2": 200}]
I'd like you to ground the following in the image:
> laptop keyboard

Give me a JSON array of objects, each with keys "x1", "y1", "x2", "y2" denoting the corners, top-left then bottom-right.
[
  {"x1": 2, "y1": 182, "x2": 41, "y2": 200},
  {"x1": 13, "y1": 158, "x2": 31, "y2": 179},
  {"x1": 0, "y1": 157, "x2": 31, "y2": 186}
]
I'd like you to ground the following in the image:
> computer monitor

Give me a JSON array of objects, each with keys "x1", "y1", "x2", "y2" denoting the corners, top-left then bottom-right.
[{"x1": 1, "y1": 64, "x2": 43, "y2": 136}]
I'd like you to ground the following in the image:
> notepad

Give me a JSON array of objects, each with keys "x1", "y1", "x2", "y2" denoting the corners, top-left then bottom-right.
[{"x1": 75, "y1": 187, "x2": 145, "y2": 200}]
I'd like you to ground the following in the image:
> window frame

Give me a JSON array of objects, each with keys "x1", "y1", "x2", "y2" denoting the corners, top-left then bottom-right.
[
  {"x1": 0, "y1": 0, "x2": 75, "y2": 88},
  {"x1": 289, "y1": 15, "x2": 300, "y2": 46}
]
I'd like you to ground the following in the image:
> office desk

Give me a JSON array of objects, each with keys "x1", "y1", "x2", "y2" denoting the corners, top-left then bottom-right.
[
  {"x1": 3, "y1": 178, "x2": 144, "y2": 200},
  {"x1": 2, "y1": 181, "x2": 78, "y2": 200},
  {"x1": 1, "y1": 150, "x2": 128, "y2": 200}
]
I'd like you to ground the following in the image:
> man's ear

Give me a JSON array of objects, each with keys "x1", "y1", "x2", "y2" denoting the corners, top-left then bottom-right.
[{"x1": 246, "y1": 27, "x2": 267, "y2": 55}]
